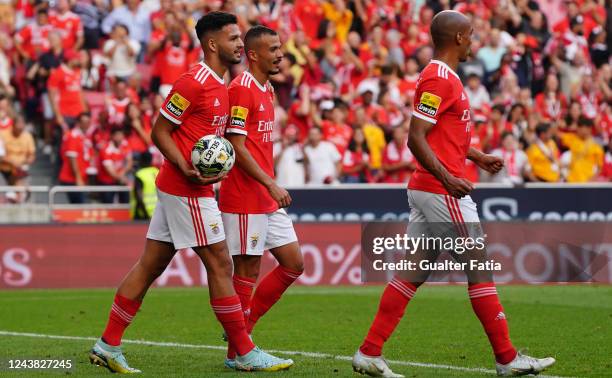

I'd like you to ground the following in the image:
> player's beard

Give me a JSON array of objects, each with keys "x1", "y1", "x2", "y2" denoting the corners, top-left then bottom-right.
[{"x1": 220, "y1": 48, "x2": 242, "y2": 66}]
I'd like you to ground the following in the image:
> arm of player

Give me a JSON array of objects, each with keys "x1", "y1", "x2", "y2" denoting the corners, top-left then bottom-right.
[
  {"x1": 151, "y1": 115, "x2": 225, "y2": 185},
  {"x1": 226, "y1": 133, "x2": 291, "y2": 208},
  {"x1": 408, "y1": 116, "x2": 473, "y2": 198},
  {"x1": 467, "y1": 147, "x2": 504, "y2": 174}
]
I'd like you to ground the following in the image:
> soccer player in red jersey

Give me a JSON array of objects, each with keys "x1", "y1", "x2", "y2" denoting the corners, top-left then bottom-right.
[
  {"x1": 219, "y1": 25, "x2": 304, "y2": 370},
  {"x1": 353, "y1": 11, "x2": 556, "y2": 377},
  {"x1": 89, "y1": 12, "x2": 292, "y2": 373}
]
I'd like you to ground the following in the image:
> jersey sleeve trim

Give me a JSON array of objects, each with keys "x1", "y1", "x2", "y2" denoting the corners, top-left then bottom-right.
[
  {"x1": 412, "y1": 111, "x2": 437, "y2": 124},
  {"x1": 159, "y1": 108, "x2": 182, "y2": 125},
  {"x1": 226, "y1": 127, "x2": 248, "y2": 136}
]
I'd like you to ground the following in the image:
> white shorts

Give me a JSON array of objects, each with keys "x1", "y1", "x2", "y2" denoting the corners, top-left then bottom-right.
[
  {"x1": 222, "y1": 208, "x2": 298, "y2": 256},
  {"x1": 147, "y1": 190, "x2": 225, "y2": 249},
  {"x1": 407, "y1": 189, "x2": 483, "y2": 239}
]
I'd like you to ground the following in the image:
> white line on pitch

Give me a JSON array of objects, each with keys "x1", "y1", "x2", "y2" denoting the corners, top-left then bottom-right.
[{"x1": 0, "y1": 330, "x2": 567, "y2": 378}]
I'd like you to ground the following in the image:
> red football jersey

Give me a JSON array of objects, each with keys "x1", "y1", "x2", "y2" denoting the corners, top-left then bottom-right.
[
  {"x1": 98, "y1": 140, "x2": 131, "y2": 184},
  {"x1": 157, "y1": 62, "x2": 229, "y2": 198},
  {"x1": 49, "y1": 11, "x2": 83, "y2": 49},
  {"x1": 59, "y1": 128, "x2": 92, "y2": 184},
  {"x1": 47, "y1": 66, "x2": 85, "y2": 118},
  {"x1": 16, "y1": 22, "x2": 52, "y2": 59},
  {"x1": 219, "y1": 71, "x2": 277, "y2": 214},
  {"x1": 408, "y1": 60, "x2": 472, "y2": 194}
]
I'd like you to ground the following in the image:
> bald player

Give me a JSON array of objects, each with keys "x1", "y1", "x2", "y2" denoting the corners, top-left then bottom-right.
[{"x1": 352, "y1": 11, "x2": 556, "y2": 377}]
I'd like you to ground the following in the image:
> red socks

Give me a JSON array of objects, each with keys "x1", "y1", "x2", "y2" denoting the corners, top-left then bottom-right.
[
  {"x1": 360, "y1": 278, "x2": 416, "y2": 357},
  {"x1": 246, "y1": 265, "x2": 302, "y2": 334},
  {"x1": 227, "y1": 275, "x2": 256, "y2": 359},
  {"x1": 102, "y1": 294, "x2": 142, "y2": 346},
  {"x1": 211, "y1": 295, "x2": 255, "y2": 356},
  {"x1": 468, "y1": 283, "x2": 517, "y2": 364}
]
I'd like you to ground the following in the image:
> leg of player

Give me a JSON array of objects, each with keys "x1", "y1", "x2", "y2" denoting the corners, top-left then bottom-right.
[
  {"x1": 246, "y1": 241, "x2": 304, "y2": 333},
  {"x1": 444, "y1": 196, "x2": 556, "y2": 376},
  {"x1": 89, "y1": 239, "x2": 177, "y2": 374},
  {"x1": 224, "y1": 255, "x2": 260, "y2": 364},
  {"x1": 194, "y1": 241, "x2": 294, "y2": 372}
]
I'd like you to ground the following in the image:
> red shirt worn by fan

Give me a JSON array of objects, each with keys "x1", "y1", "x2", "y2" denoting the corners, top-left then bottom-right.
[
  {"x1": 408, "y1": 60, "x2": 472, "y2": 195},
  {"x1": 98, "y1": 140, "x2": 132, "y2": 185},
  {"x1": 59, "y1": 128, "x2": 92, "y2": 184},
  {"x1": 219, "y1": 71, "x2": 277, "y2": 214},
  {"x1": 156, "y1": 62, "x2": 229, "y2": 198}
]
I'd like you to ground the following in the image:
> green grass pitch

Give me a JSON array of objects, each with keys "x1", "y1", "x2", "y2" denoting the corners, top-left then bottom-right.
[{"x1": 0, "y1": 285, "x2": 610, "y2": 377}]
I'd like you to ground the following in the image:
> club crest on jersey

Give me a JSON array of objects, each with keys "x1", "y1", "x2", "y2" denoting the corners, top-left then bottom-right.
[
  {"x1": 230, "y1": 106, "x2": 248, "y2": 128},
  {"x1": 166, "y1": 92, "x2": 190, "y2": 118},
  {"x1": 250, "y1": 235, "x2": 259, "y2": 249},
  {"x1": 210, "y1": 223, "x2": 220, "y2": 235},
  {"x1": 417, "y1": 92, "x2": 442, "y2": 117}
]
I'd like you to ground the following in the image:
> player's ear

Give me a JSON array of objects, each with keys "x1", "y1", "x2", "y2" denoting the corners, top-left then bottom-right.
[
  {"x1": 207, "y1": 38, "x2": 217, "y2": 53},
  {"x1": 247, "y1": 49, "x2": 257, "y2": 62},
  {"x1": 456, "y1": 32, "x2": 462, "y2": 45}
]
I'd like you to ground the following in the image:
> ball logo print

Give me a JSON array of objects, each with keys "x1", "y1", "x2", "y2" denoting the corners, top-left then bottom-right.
[{"x1": 191, "y1": 135, "x2": 235, "y2": 177}]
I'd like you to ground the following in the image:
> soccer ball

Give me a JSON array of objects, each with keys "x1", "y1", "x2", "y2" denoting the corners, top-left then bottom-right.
[{"x1": 191, "y1": 135, "x2": 235, "y2": 177}]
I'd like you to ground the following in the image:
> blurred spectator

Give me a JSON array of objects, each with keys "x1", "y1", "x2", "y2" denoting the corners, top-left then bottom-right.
[
  {"x1": 0, "y1": 95, "x2": 13, "y2": 132},
  {"x1": 558, "y1": 117, "x2": 604, "y2": 182},
  {"x1": 47, "y1": 49, "x2": 88, "y2": 131},
  {"x1": 49, "y1": 0, "x2": 84, "y2": 51},
  {"x1": 465, "y1": 73, "x2": 490, "y2": 112},
  {"x1": 58, "y1": 112, "x2": 93, "y2": 203},
  {"x1": 125, "y1": 102, "x2": 152, "y2": 159},
  {"x1": 527, "y1": 123, "x2": 560, "y2": 182},
  {"x1": 131, "y1": 151, "x2": 158, "y2": 220},
  {"x1": 0, "y1": 116, "x2": 35, "y2": 201},
  {"x1": 79, "y1": 50, "x2": 100, "y2": 90},
  {"x1": 274, "y1": 124, "x2": 306, "y2": 187},
  {"x1": 303, "y1": 126, "x2": 341, "y2": 184},
  {"x1": 534, "y1": 73, "x2": 567, "y2": 121},
  {"x1": 599, "y1": 138, "x2": 612, "y2": 181},
  {"x1": 107, "y1": 80, "x2": 130, "y2": 125},
  {"x1": 103, "y1": 24, "x2": 140, "y2": 81},
  {"x1": 73, "y1": 0, "x2": 106, "y2": 50},
  {"x1": 321, "y1": 0, "x2": 353, "y2": 43},
  {"x1": 97, "y1": 127, "x2": 132, "y2": 203},
  {"x1": 353, "y1": 106, "x2": 385, "y2": 178},
  {"x1": 489, "y1": 132, "x2": 534, "y2": 185},
  {"x1": 476, "y1": 28, "x2": 506, "y2": 76},
  {"x1": 381, "y1": 125, "x2": 414, "y2": 183},
  {"x1": 563, "y1": 101, "x2": 583, "y2": 132},
  {"x1": 341, "y1": 128, "x2": 370, "y2": 183},
  {"x1": 574, "y1": 73, "x2": 601, "y2": 120},
  {"x1": 101, "y1": 0, "x2": 152, "y2": 53},
  {"x1": 27, "y1": 31, "x2": 64, "y2": 152},
  {"x1": 320, "y1": 100, "x2": 352, "y2": 156},
  {"x1": 14, "y1": 9, "x2": 52, "y2": 62}
]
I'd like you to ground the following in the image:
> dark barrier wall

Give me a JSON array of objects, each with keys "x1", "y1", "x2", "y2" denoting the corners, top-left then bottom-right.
[
  {"x1": 0, "y1": 223, "x2": 611, "y2": 288},
  {"x1": 286, "y1": 185, "x2": 612, "y2": 222}
]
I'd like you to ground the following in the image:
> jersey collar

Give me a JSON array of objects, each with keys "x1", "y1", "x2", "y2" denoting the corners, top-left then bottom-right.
[
  {"x1": 430, "y1": 59, "x2": 460, "y2": 80},
  {"x1": 199, "y1": 61, "x2": 224, "y2": 84},
  {"x1": 244, "y1": 71, "x2": 268, "y2": 92}
]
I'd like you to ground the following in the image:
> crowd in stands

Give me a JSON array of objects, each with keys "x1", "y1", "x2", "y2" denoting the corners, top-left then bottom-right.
[{"x1": 0, "y1": 0, "x2": 610, "y2": 204}]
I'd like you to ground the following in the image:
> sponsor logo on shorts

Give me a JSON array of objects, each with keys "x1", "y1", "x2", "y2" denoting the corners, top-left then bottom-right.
[
  {"x1": 210, "y1": 223, "x2": 220, "y2": 235},
  {"x1": 250, "y1": 235, "x2": 259, "y2": 249},
  {"x1": 165, "y1": 92, "x2": 190, "y2": 118},
  {"x1": 417, "y1": 92, "x2": 441, "y2": 117},
  {"x1": 230, "y1": 106, "x2": 248, "y2": 128}
]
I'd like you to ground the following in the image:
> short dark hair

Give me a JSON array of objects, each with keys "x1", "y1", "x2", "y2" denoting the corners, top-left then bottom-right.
[
  {"x1": 492, "y1": 104, "x2": 506, "y2": 114},
  {"x1": 244, "y1": 25, "x2": 278, "y2": 52},
  {"x1": 535, "y1": 123, "x2": 551, "y2": 137},
  {"x1": 500, "y1": 131, "x2": 515, "y2": 141},
  {"x1": 195, "y1": 12, "x2": 238, "y2": 41},
  {"x1": 578, "y1": 116, "x2": 594, "y2": 127},
  {"x1": 77, "y1": 112, "x2": 91, "y2": 121}
]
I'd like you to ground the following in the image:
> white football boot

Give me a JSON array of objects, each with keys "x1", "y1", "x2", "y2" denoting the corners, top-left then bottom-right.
[
  {"x1": 496, "y1": 351, "x2": 556, "y2": 376},
  {"x1": 352, "y1": 350, "x2": 404, "y2": 377}
]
